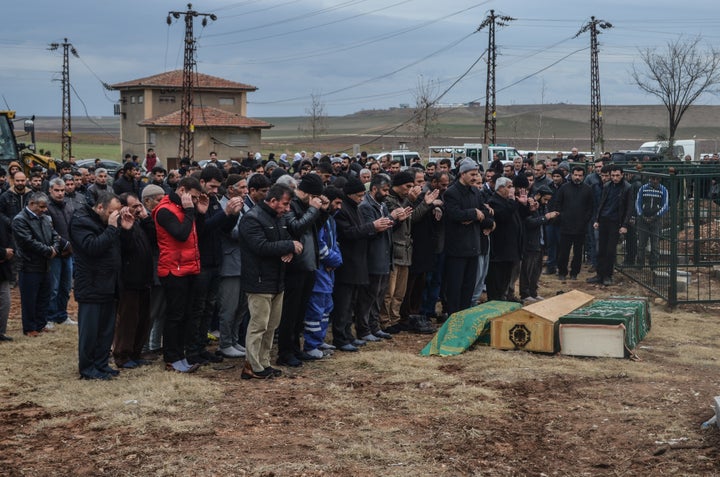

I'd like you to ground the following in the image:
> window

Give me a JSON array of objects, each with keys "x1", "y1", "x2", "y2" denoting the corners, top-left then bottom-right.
[
  {"x1": 228, "y1": 133, "x2": 249, "y2": 147},
  {"x1": 159, "y1": 96, "x2": 176, "y2": 104},
  {"x1": 218, "y1": 97, "x2": 235, "y2": 106},
  {"x1": 138, "y1": 95, "x2": 144, "y2": 104},
  {"x1": 148, "y1": 132, "x2": 156, "y2": 145},
  {"x1": 130, "y1": 96, "x2": 136, "y2": 104}
]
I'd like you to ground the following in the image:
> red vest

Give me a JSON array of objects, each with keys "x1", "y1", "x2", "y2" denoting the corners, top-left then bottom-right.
[{"x1": 153, "y1": 195, "x2": 200, "y2": 277}]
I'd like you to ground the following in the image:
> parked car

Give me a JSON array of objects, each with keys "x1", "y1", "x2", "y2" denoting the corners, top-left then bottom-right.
[
  {"x1": 75, "y1": 158, "x2": 124, "y2": 177},
  {"x1": 197, "y1": 159, "x2": 241, "y2": 169}
]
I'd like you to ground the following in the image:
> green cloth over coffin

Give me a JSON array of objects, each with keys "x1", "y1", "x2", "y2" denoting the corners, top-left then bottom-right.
[
  {"x1": 420, "y1": 301, "x2": 521, "y2": 356},
  {"x1": 559, "y1": 300, "x2": 645, "y2": 350},
  {"x1": 609, "y1": 296, "x2": 652, "y2": 339}
]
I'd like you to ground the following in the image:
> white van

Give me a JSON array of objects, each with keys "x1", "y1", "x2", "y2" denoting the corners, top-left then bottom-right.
[
  {"x1": 638, "y1": 140, "x2": 697, "y2": 161},
  {"x1": 427, "y1": 144, "x2": 522, "y2": 168}
]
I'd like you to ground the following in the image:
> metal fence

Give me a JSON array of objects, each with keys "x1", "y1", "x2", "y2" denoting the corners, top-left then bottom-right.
[{"x1": 616, "y1": 165, "x2": 720, "y2": 305}]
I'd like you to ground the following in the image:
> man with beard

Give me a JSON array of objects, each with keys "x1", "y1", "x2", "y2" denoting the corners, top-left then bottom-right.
[
  {"x1": 276, "y1": 173, "x2": 329, "y2": 367},
  {"x1": 186, "y1": 167, "x2": 244, "y2": 365},
  {"x1": 552, "y1": 166, "x2": 594, "y2": 281},
  {"x1": 0, "y1": 171, "x2": 31, "y2": 227},
  {"x1": 331, "y1": 177, "x2": 394, "y2": 352},
  {"x1": 380, "y1": 170, "x2": 437, "y2": 334},
  {"x1": 359, "y1": 174, "x2": 410, "y2": 339}
]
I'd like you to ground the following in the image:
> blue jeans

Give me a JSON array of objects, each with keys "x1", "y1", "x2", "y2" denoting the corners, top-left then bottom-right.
[{"x1": 48, "y1": 257, "x2": 73, "y2": 323}]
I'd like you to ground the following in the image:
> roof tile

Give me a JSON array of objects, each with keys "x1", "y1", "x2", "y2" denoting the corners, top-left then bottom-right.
[
  {"x1": 139, "y1": 106, "x2": 272, "y2": 129},
  {"x1": 110, "y1": 70, "x2": 257, "y2": 91}
]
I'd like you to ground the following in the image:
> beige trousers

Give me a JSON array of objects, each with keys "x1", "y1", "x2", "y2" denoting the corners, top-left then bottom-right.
[
  {"x1": 245, "y1": 292, "x2": 284, "y2": 372},
  {"x1": 380, "y1": 265, "x2": 408, "y2": 327}
]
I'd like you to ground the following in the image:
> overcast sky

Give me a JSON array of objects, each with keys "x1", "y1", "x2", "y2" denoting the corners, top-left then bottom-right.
[{"x1": 3, "y1": 0, "x2": 720, "y2": 119}]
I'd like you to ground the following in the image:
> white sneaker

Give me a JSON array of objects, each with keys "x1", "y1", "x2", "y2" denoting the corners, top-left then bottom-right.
[
  {"x1": 233, "y1": 344, "x2": 246, "y2": 354},
  {"x1": 319, "y1": 343, "x2": 336, "y2": 350},
  {"x1": 306, "y1": 348, "x2": 324, "y2": 359},
  {"x1": 533, "y1": 295, "x2": 545, "y2": 301},
  {"x1": 44, "y1": 322, "x2": 56, "y2": 330},
  {"x1": 218, "y1": 346, "x2": 244, "y2": 358},
  {"x1": 61, "y1": 318, "x2": 77, "y2": 325}
]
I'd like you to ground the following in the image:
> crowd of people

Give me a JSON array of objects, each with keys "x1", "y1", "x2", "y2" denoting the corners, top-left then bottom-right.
[{"x1": 0, "y1": 146, "x2": 671, "y2": 381}]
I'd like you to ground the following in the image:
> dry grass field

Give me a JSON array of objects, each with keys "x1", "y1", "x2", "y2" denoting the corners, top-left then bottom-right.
[{"x1": 1, "y1": 270, "x2": 719, "y2": 476}]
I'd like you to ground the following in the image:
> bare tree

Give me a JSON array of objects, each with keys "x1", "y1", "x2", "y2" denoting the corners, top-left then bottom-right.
[
  {"x1": 410, "y1": 76, "x2": 440, "y2": 151},
  {"x1": 300, "y1": 92, "x2": 327, "y2": 140},
  {"x1": 632, "y1": 37, "x2": 720, "y2": 158}
]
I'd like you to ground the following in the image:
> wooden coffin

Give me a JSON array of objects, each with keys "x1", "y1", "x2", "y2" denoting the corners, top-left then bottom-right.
[{"x1": 490, "y1": 290, "x2": 594, "y2": 353}]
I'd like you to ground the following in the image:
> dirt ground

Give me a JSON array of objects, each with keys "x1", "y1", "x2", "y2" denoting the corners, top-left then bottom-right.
[{"x1": 1, "y1": 270, "x2": 719, "y2": 477}]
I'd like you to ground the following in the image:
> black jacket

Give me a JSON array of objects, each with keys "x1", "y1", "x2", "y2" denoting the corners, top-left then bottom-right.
[
  {"x1": 119, "y1": 217, "x2": 155, "y2": 290},
  {"x1": 443, "y1": 182, "x2": 494, "y2": 257},
  {"x1": 334, "y1": 195, "x2": 377, "y2": 285},
  {"x1": 523, "y1": 207, "x2": 548, "y2": 253},
  {"x1": 238, "y1": 201, "x2": 295, "y2": 294},
  {"x1": 0, "y1": 219, "x2": 15, "y2": 282},
  {"x1": 551, "y1": 181, "x2": 594, "y2": 235},
  {"x1": 488, "y1": 194, "x2": 528, "y2": 262},
  {"x1": 595, "y1": 180, "x2": 635, "y2": 228},
  {"x1": 198, "y1": 194, "x2": 236, "y2": 269},
  {"x1": 284, "y1": 197, "x2": 326, "y2": 273},
  {"x1": 12, "y1": 208, "x2": 64, "y2": 273},
  {"x1": 47, "y1": 198, "x2": 74, "y2": 242},
  {"x1": 69, "y1": 205, "x2": 122, "y2": 302},
  {"x1": 410, "y1": 189, "x2": 443, "y2": 273},
  {"x1": 0, "y1": 189, "x2": 31, "y2": 227}
]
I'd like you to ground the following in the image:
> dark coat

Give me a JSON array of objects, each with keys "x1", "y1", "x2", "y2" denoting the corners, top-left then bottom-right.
[
  {"x1": 359, "y1": 193, "x2": 393, "y2": 275},
  {"x1": 443, "y1": 181, "x2": 494, "y2": 257},
  {"x1": 0, "y1": 219, "x2": 15, "y2": 282},
  {"x1": 595, "y1": 180, "x2": 635, "y2": 228},
  {"x1": 0, "y1": 189, "x2": 31, "y2": 227},
  {"x1": 410, "y1": 190, "x2": 443, "y2": 273},
  {"x1": 238, "y1": 201, "x2": 296, "y2": 294},
  {"x1": 284, "y1": 197, "x2": 327, "y2": 273},
  {"x1": 119, "y1": 216, "x2": 155, "y2": 290},
  {"x1": 69, "y1": 205, "x2": 122, "y2": 303},
  {"x1": 197, "y1": 194, "x2": 236, "y2": 269},
  {"x1": 551, "y1": 181, "x2": 594, "y2": 235},
  {"x1": 488, "y1": 194, "x2": 527, "y2": 262},
  {"x1": 523, "y1": 208, "x2": 548, "y2": 253},
  {"x1": 47, "y1": 198, "x2": 74, "y2": 242},
  {"x1": 12, "y1": 208, "x2": 64, "y2": 273},
  {"x1": 334, "y1": 195, "x2": 377, "y2": 285}
]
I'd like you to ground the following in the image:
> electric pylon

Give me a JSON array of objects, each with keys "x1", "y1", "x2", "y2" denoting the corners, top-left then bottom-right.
[
  {"x1": 167, "y1": 4, "x2": 217, "y2": 162},
  {"x1": 48, "y1": 38, "x2": 78, "y2": 161},
  {"x1": 576, "y1": 16, "x2": 612, "y2": 155},
  {"x1": 478, "y1": 10, "x2": 514, "y2": 145}
]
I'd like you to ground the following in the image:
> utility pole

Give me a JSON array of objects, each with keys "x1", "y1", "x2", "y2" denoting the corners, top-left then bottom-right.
[
  {"x1": 478, "y1": 10, "x2": 514, "y2": 145},
  {"x1": 576, "y1": 16, "x2": 612, "y2": 155},
  {"x1": 48, "y1": 38, "x2": 78, "y2": 161},
  {"x1": 167, "y1": 4, "x2": 217, "y2": 162}
]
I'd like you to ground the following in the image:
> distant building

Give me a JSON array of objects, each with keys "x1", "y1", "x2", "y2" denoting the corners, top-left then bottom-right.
[{"x1": 110, "y1": 70, "x2": 272, "y2": 167}]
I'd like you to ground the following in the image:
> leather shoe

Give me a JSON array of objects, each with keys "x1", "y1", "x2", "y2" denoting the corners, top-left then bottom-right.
[
  {"x1": 24, "y1": 331, "x2": 40, "y2": 337},
  {"x1": 241, "y1": 362, "x2": 274, "y2": 379},
  {"x1": 98, "y1": 366, "x2": 120, "y2": 377},
  {"x1": 80, "y1": 369, "x2": 112, "y2": 380},
  {"x1": 277, "y1": 355, "x2": 303, "y2": 367},
  {"x1": 372, "y1": 330, "x2": 393, "y2": 340},
  {"x1": 296, "y1": 351, "x2": 320, "y2": 361},
  {"x1": 0, "y1": 334, "x2": 13, "y2": 341},
  {"x1": 265, "y1": 366, "x2": 283, "y2": 377},
  {"x1": 586, "y1": 275, "x2": 602, "y2": 284},
  {"x1": 200, "y1": 350, "x2": 224, "y2": 363}
]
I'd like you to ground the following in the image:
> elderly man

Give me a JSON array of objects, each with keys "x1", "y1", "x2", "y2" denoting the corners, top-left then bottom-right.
[
  {"x1": 139, "y1": 184, "x2": 166, "y2": 358},
  {"x1": 486, "y1": 177, "x2": 529, "y2": 301},
  {"x1": 70, "y1": 192, "x2": 126, "y2": 379},
  {"x1": 13, "y1": 192, "x2": 67, "y2": 336}
]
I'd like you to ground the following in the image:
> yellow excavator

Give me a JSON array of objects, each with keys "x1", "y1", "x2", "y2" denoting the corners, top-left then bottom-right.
[{"x1": 0, "y1": 111, "x2": 56, "y2": 175}]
